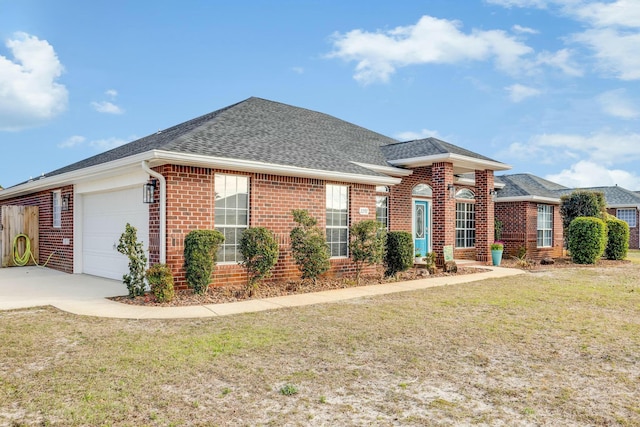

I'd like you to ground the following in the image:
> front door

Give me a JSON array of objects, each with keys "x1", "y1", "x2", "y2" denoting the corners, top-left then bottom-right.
[{"x1": 413, "y1": 200, "x2": 430, "y2": 256}]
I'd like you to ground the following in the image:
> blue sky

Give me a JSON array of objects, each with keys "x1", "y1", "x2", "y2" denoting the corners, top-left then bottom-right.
[{"x1": 1, "y1": 0, "x2": 639, "y2": 189}]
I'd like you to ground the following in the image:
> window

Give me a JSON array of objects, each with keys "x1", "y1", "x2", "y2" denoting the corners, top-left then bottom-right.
[
  {"x1": 537, "y1": 204, "x2": 553, "y2": 247},
  {"x1": 214, "y1": 174, "x2": 249, "y2": 263},
  {"x1": 455, "y1": 202, "x2": 475, "y2": 248},
  {"x1": 412, "y1": 184, "x2": 432, "y2": 197},
  {"x1": 52, "y1": 190, "x2": 62, "y2": 228},
  {"x1": 455, "y1": 188, "x2": 475, "y2": 200},
  {"x1": 375, "y1": 186, "x2": 389, "y2": 230},
  {"x1": 326, "y1": 184, "x2": 348, "y2": 257},
  {"x1": 617, "y1": 209, "x2": 637, "y2": 228}
]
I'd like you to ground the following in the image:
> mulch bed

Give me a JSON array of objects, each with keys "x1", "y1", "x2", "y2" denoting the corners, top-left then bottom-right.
[
  {"x1": 111, "y1": 257, "x2": 632, "y2": 307},
  {"x1": 111, "y1": 266, "x2": 486, "y2": 307}
]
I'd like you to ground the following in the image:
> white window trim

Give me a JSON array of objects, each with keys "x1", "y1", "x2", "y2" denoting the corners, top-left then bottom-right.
[
  {"x1": 326, "y1": 184, "x2": 349, "y2": 258},
  {"x1": 214, "y1": 174, "x2": 250, "y2": 265},
  {"x1": 537, "y1": 204, "x2": 553, "y2": 248},
  {"x1": 52, "y1": 190, "x2": 62, "y2": 228},
  {"x1": 455, "y1": 202, "x2": 475, "y2": 248},
  {"x1": 376, "y1": 195, "x2": 389, "y2": 230}
]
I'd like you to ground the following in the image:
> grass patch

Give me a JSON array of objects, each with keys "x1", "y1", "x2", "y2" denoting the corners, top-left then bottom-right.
[{"x1": 1, "y1": 263, "x2": 639, "y2": 425}]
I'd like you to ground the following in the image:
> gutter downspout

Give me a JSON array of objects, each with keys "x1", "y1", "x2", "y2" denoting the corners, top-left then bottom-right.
[{"x1": 141, "y1": 161, "x2": 166, "y2": 263}]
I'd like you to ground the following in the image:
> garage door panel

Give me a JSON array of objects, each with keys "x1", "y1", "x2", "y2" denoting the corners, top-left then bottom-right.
[{"x1": 83, "y1": 188, "x2": 148, "y2": 280}]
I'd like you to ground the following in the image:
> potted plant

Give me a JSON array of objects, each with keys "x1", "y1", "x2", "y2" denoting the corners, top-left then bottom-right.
[
  {"x1": 490, "y1": 241, "x2": 504, "y2": 266},
  {"x1": 414, "y1": 251, "x2": 424, "y2": 264}
]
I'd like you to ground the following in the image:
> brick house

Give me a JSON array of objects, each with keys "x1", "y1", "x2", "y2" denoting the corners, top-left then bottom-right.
[
  {"x1": 0, "y1": 97, "x2": 510, "y2": 288},
  {"x1": 495, "y1": 173, "x2": 640, "y2": 259}
]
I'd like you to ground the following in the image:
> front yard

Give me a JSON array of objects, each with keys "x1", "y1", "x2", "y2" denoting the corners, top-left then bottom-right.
[{"x1": 1, "y1": 253, "x2": 639, "y2": 426}]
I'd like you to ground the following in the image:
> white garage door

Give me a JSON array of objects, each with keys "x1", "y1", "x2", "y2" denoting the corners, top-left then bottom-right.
[{"x1": 83, "y1": 188, "x2": 149, "y2": 280}]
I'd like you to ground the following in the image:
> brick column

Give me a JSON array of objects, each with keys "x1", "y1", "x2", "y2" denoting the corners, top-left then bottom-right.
[
  {"x1": 432, "y1": 162, "x2": 455, "y2": 264},
  {"x1": 475, "y1": 169, "x2": 495, "y2": 263}
]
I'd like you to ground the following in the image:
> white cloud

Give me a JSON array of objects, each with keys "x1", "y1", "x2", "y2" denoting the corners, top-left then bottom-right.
[
  {"x1": 91, "y1": 101, "x2": 124, "y2": 114},
  {"x1": 572, "y1": 28, "x2": 640, "y2": 80},
  {"x1": 91, "y1": 89, "x2": 124, "y2": 114},
  {"x1": 572, "y1": 0, "x2": 640, "y2": 28},
  {"x1": 534, "y1": 48, "x2": 583, "y2": 76},
  {"x1": 291, "y1": 66, "x2": 304, "y2": 74},
  {"x1": 546, "y1": 160, "x2": 640, "y2": 189},
  {"x1": 57, "y1": 135, "x2": 86, "y2": 149},
  {"x1": 597, "y1": 89, "x2": 639, "y2": 119},
  {"x1": 395, "y1": 128, "x2": 441, "y2": 141},
  {"x1": 485, "y1": 0, "x2": 550, "y2": 8},
  {"x1": 505, "y1": 83, "x2": 542, "y2": 102},
  {"x1": 327, "y1": 15, "x2": 535, "y2": 84},
  {"x1": 512, "y1": 24, "x2": 539, "y2": 34},
  {"x1": 89, "y1": 137, "x2": 129, "y2": 150},
  {"x1": 0, "y1": 32, "x2": 68, "y2": 131}
]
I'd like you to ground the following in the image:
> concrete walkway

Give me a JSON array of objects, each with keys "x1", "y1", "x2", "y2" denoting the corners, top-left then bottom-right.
[{"x1": 0, "y1": 265, "x2": 525, "y2": 319}]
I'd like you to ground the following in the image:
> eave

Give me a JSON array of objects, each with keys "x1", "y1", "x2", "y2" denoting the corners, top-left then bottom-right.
[{"x1": 387, "y1": 153, "x2": 511, "y2": 173}]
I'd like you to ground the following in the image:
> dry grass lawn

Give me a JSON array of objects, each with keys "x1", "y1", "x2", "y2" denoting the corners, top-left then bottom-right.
[{"x1": 1, "y1": 253, "x2": 640, "y2": 426}]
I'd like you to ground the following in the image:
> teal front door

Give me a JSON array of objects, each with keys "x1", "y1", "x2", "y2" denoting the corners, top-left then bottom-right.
[{"x1": 414, "y1": 200, "x2": 430, "y2": 255}]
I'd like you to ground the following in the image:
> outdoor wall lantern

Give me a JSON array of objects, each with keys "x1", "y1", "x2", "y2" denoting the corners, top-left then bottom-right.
[
  {"x1": 447, "y1": 184, "x2": 456, "y2": 199},
  {"x1": 143, "y1": 179, "x2": 157, "y2": 204},
  {"x1": 61, "y1": 195, "x2": 70, "y2": 211}
]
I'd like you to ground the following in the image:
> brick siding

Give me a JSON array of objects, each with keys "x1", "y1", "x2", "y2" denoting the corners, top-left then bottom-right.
[{"x1": 607, "y1": 208, "x2": 640, "y2": 250}]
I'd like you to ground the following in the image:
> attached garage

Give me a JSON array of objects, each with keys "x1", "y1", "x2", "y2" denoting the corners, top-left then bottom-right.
[{"x1": 81, "y1": 187, "x2": 149, "y2": 280}]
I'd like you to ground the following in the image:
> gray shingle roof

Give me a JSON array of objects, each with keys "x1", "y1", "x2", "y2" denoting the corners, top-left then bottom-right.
[
  {"x1": 496, "y1": 174, "x2": 640, "y2": 207},
  {"x1": 381, "y1": 137, "x2": 503, "y2": 164},
  {"x1": 45, "y1": 97, "x2": 399, "y2": 179},
  {"x1": 495, "y1": 173, "x2": 569, "y2": 199}
]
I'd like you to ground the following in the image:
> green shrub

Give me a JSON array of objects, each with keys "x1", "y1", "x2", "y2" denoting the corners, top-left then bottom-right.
[
  {"x1": 384, "y1": 231, "x2": 413, "y2": 277},
  {"x1": 117, "y1": 223, "x2": 148, "y2": 297},
  {"x1": 184, "y1": 229, "x2": 224, "y2": 294},
  {"x1": 604, "y1": 215, "x2": 629, "y2": 260},
  {"x1": 290, "y1": 209, "x2": 330, "y2": 284},
  {"x1": 424, "y1": 252, "x2": 437, "y2": 274},
  {"x1": 146, "y1": 263, "x2": 175, "y2": 303},
  {"x1": 560, "y1": 191, "x2": 606, "y2": 238},
  {"x1": 494, "y1": 218, "x2": 503, "y2": 241},
  {"x1": 568, "y1": 217, "x2": 607, "y2": 264},
  {"x1": 349, "y1": 220, "x2": 386, "y2": 282},
  {"x1": 239, "y1": 227, "x2": 279, "y2": 295}
]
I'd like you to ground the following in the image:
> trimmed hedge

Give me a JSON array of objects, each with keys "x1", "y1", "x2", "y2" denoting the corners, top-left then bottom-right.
[
  {"x1": 560, "y1": 190, "x2": 606, "y2": 234},
  {"x1": 239, "y1": 227, "x2": 279, "y2": 293},
  {"x1": 290, "y1": 209, "x2": 330, "y2": 284},
  {"x1": 384, "y1": 231, "x2": 413, "y2": 277},
  {"x1": 605, "y1": 216, "x2": 629, "y2": 260},
  {"x1": 568, "y1": 216, "x2": 607, "y2": 264},
  {"x1": 146, "y1": 263, "x2": 175, "y2": 303},
  {"x1": 184, "y1": 229, "x2": 224, "y2": 294}
]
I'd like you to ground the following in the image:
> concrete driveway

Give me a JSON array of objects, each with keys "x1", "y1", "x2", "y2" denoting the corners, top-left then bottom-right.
[{"x1": 0, "y1": 266, "x2": 125, "y2": 311}]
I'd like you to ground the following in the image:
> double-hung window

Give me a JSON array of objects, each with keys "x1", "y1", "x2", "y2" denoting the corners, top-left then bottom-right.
[
  {"x1": 455, "y1": 189, "x2": 475, "y2": 248},
  {"x1": 214, "y1": 174, "x2": 249, "y2": 263},
  {"x1": 326, "y1": 184, "x2": 348, "y2": 257},
  {"x1": 375, "y1": 186, "x2": 389, "y2": 230},
  {"x1": 616, "y1": 209, "x2": 637, "y2": 228},
  {"x1": 52, "y1": 190, "x2": 62, "y2": 228},
  {"x1": 537, "y1": 204, "x2": 553, "y2": 247}
]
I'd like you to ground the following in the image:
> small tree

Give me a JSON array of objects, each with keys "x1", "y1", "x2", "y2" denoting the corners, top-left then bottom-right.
[
  {"x1": 349, "y1": 220, "x2": 386, "y2": 282},
  {"x1": 494, "y1": 218, "x2": 503, "y2": 242},
  {"x1": 184, "y1": 229, "x2": 224, "y2": 294},
  {"x1": 568, "y1": 216, "x2": 607, "y2": 264},
  {"x1": 560, "y1": 191, "x2": 606, "y2": 240},
  {"x1": 239, "y1": 227, "x2": 279, "y2": 295},
  {"x1": 290, "y1": 209, "x2": 330, "y2": 284},
  {"x1": 146, "y1": 263, "x2": 175, "y2": 303},
  {"x1": 384, "y1": 231, "x2": 413, "y2": 278},
  {"x1": 604, "y1": 215, "x2": 629, "y2": 260},
  {"x1": 117, "y1": 223, "x2": 148, "y2": 297}
]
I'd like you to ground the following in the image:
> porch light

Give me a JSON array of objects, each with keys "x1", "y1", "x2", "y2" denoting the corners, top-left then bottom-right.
[
  {"x1": 143, "y1": 179, "x2": 157, "y2": 204},
  {"x1": 447, "y1": 184, "x2": 456, "y2": 199},
  {"x1": 61, "y1": 195, "x2": 70, "y2": 211}
]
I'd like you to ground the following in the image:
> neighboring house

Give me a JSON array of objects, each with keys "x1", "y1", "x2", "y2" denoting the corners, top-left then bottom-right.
[
  {"x1": 0, "y1": 97, "x2": 510, "y2": 288},
  {"x1": 495, "y1": 173, "x2": 640, "y2": 259}
]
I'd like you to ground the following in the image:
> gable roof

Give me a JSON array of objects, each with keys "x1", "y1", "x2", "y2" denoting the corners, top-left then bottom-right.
[
  {"x1": 381, "y1": 137, "x2": 510, "y2": 173},
  {"x1": 496, "y1": 173, "x2": 640, "y2": 207},
  {"x1": 45, "y1": 97, "x2": 399, "y2": 180}
]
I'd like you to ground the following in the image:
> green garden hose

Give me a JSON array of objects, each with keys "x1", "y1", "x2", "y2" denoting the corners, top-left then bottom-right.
[{"x1": 12, "y1": 233, "x2": 55, "y2": 267}]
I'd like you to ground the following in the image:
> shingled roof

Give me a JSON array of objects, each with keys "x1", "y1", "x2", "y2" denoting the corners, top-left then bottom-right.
[
  {"x1": 495, "y1": 173, "x2": 569, "y2": 199},
  {"x1": 558, "y1": 186, "x2": 640, "y2": 207},
  {"x1": 381, "y1": 137, "x2": 502, "y2": 163},
  {"x1": 45, "y1": 97, "x2": 399, "y2": 179}
]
